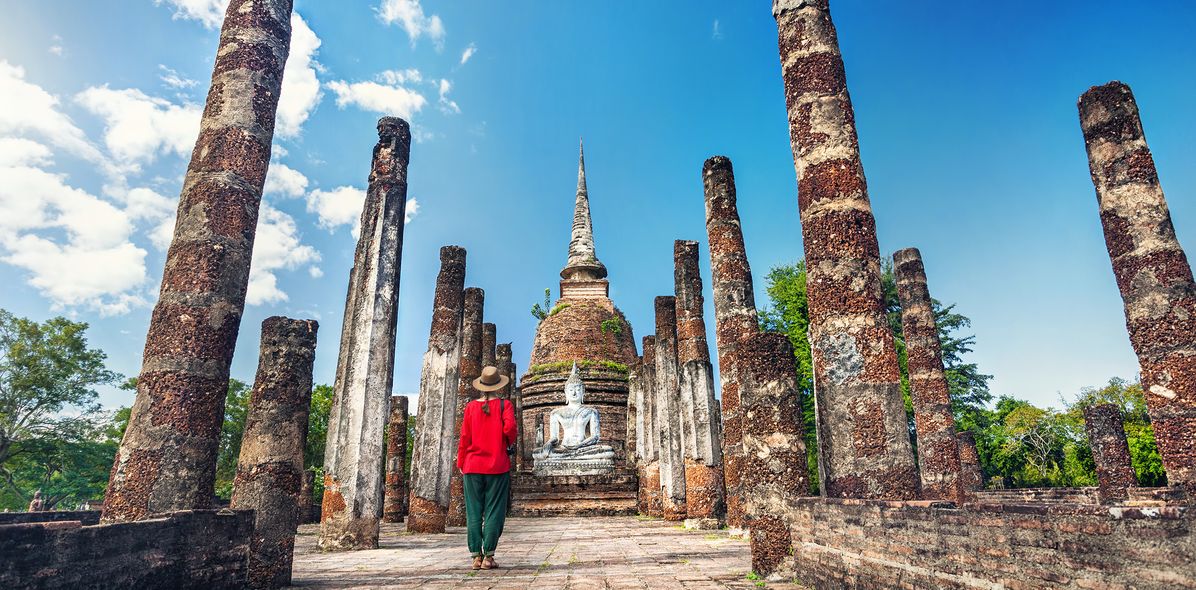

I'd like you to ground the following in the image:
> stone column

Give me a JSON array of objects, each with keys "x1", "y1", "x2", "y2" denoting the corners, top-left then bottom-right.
[
  {"x1": 447, "y1": 288, "x2": 484, "y2": 528},
  {"x1": 318, "y1": 117, "x2": 412, "y2": 550},
  {"x1": 482, "y1": 323, "x2": 497, "y2": 368},
  {"x1": 496, "y1": 343, "x2": 513, "y2": 398},
  {"x1": 383, "y1": 395, "x2": 410, "y2": 523},
  {"x1": 702, "y1": 155, "x2": 760, "y2": 528},
  {"x1": 736, "y1": 333, "x2": 809, "y2": 578},
  {"x1": 639, "y1": 336, "x2": 663, "y2": 517},
  {"x1": 674, "y1": 240, "x2": 727, "y2": 528},
  {"x1": 230, "y1": 316, "x2": 318, "y2": 589},
  {"x1": 102, "y1": 0, "x2": 295, "y2": 523},
  {"x1": 1083, "y1": 403, "x2": 1138, "y2": 503},
  {"x1": 774, "y1": 0, "x2": 920, "y2": 500},
  {"x1": 299, "y1": 470, "x2": 315, "y2": 524},
  {"x1": 893, "y1": 248, "x2": 965, "y2": 503},
  {"x1": 957, "y1": 430, "x2": 983, "y2": 493},
  {"x1": 408, "y1": 246, "x2": 467, "y2": 533},
  {"x1": 654, "y1": 296, "x2": 687, "y2": 521},
  {"x1": 1079, "y1": 81, "x2": 1196, "y2": 492},
  {"x1": 626, "y1": 356, "x2": 640, "y2": 462}
]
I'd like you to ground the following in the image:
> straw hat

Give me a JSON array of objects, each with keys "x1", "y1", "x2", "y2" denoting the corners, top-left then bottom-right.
[{"x1": 472, "y1": 365, "x2": 510, "y2": 393}]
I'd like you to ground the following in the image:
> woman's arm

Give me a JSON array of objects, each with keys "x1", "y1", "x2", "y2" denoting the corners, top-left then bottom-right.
[
  {"x1": 456, "y1": 402, "x2": 473, "y2": 470},
  {"x1": 502, "y1": 399, "x2": 518, "y2": 447}
]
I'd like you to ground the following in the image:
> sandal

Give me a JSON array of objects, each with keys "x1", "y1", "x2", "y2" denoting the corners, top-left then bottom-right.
[
  {"x1": 472, "y1": 556, "x2": 483, "y2": 570},
  {"x1": 481, "y1": 556, "x2": 497, "y2": 570}
]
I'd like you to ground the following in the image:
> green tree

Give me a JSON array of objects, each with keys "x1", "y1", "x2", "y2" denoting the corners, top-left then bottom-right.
[
  {"x1": 530, "y1": 288, "x2": 553, "y2": 322},
  {"x1": 0, "y1": 310, "x2": 119, "y2": 507},
  {"x1": 214, "y1": 378, "x2": 251, "y2": 500},
  {"x1": 1070, "y1": 377, "x2": 1166, "y2": 486}
]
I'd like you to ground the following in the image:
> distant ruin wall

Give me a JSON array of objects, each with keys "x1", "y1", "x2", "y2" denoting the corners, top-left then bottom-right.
[
  {"x1": 773, "y1": 497, "x2": 1194, "y2": 589},
  {"x1": 0, "y1": 509, "x2": 252, "y2": 590}
]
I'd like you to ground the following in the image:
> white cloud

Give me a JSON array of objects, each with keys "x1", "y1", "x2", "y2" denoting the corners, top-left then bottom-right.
[
  {"x1": 49, "y1": 35, "x2": 64, "y2": 57},
  {"x1": 264, "y1": 162, "x2": 309, "y2": 197},
  {"x1": 327, "y1": 79, "x2": 427, "y2": 119},
  {"x1": 460, "y1": 43, "x2": 477, "y2": 65},
  {"x1": 247, "y1": 203, "x2": 321, "y2": 305},
  {"x1": 0, "y1": 164, "x2": 149, "y2": 315},
  {"x1": 0, "y1": 60, "x2": 103, "y2": 163},
  {"x1": 379, "y1": 69, "x2": 422, "y2": 85},
  {"x1": 377, "y1": 0, "x2": 445, "y2": 49},
  {"x1": 712, "y1": 19, "x2": 723, "y2": 40},
  {"x1": 437, "y1": 79, "x2": 460, "y2": 114},
  {"x1": 306, "y1": 185, "x2": 365, "y2": 234},
  {"x1": 122, "y1": 187, "x2": 176, "y2": 222},
  {"x1": 405, "y1": 198, "x2": 420, "y2": 223},
  {"x1": 158, "y1": 65, "x2": 197, "y2": 89},
  {"x1": 0, "y1": 138, "x2": 53, "y2": 168},
  {"x1": 277, "y1": 14, "x2": 324, "y2": 138},
  {"x1": 308, "y1": 266, "x2": 324, "y2": 278},
  {"x1": 75, "y1": 86, "x2": 201, "y2": 168},
  {"x1": 156, "y1": 0, "x2": 228, "y2": 29}
]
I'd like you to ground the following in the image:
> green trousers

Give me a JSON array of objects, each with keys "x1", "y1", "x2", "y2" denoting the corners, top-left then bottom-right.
[{"x1": 463, "y1": 472, "x2": 509, "y2": 557}]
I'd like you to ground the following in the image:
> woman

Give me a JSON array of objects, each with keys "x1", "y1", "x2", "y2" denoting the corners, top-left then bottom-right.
[{"x1": 456, "y1": 365, "x2": 518, "y2": 570}]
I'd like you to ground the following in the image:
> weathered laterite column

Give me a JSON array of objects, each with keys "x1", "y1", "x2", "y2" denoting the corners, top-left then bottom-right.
[
  {"x1": 382, "y1": 395, "x2": 410, "y2": 523},
  {"x1": 655, "y1": 296, "x2": 687, "y2": 521},
  {"x1": 299, "y1": 470, "x2": 315, "y2": 524},
  {"x1": 894, "y1": 248, "x2": 965, "y2": 502},
  {"x1": 626, "y1": 356, "x2": 640, "y2": 462},
  {"x1": 702, "y1": 155, "x2": 760, "y2": 528},
  {"x1": 319, "y1": 117, "x2": 412, "y2": 550},
  {"x1": 447, "y1": 288, "x2": 484, "y2": 528},
  {"x1": 674, "y1": 240, "x2": 727, "y2": 528},
  {"x1": 957, "y1": 430, "x2": 983, "y2": 492},
  {"x1": 230, "y1": 317, "x2": 318, "y2": 589},
  {"x1": 482, "y1": 323, "x2": 497, "y2": 368},
  {"x1": 639, "y1": 335, "x2": 663, "y2": 517},
  {"x1": 1083, "y1": 403, "x2": 1138, "y2": 503},
  {"x1": 774, "y1": 0, "x2": 920, "y2": 500},
  {"x1": 736, "y1": 333, "x2": 809, "y2": 578},
  {"x1": 408, "y1": 246, "x2": 467, "y2": 533},
  {"x1": 496, "y1": 343, "x2": 513, "y2": 398},
  {"x1": 1079, "y1": 81, "x2": 1196, "y2": 492},
  {"x1": 102, "y1": 0, "x2": 294, "y2": 523}
]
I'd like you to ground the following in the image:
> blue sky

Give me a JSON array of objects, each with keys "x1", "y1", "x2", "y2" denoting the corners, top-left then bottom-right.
[{"x1": 1, "y1": 1, "x2": 1194, "y2": 412}]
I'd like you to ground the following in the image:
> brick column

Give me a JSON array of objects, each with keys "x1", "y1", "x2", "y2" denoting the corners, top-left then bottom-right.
[
  {"x1": 626, "y1": 356, "x2": 641, "y2": 463},
  {"x1": 496, "y1": 343, "x2": 513, "y2": 398},
  {"x1": 408, "y1": 246, "x2": 467, "y2": 533},
  {"x1": 230, "y1": 316, "x2": 318, "y2": 589},
  {"x1": 736, "y1": 333, "x2": 809, "y2": 578},
  {"x1": 482, "y1": 323, "x2": 497, "y2": 368},
  {"x1": 639, "y1": 335, "x2": 663, "y2": 517},
  {"x1": 702, "y1": 155, "x2": 760, "y2": 528},
  {"x1": 957, "y1": 431, "x2": 983, "y2": 492},
  {"x1": 383, "y1": 395, "x2": 410, "y2": 523},
  {"x1": 894, "y1": 248, "x2": 965, "y2": 503},
  {"x1": 674, "y1": 240, "x2": 727, "y2": 528},
  {"x1": 774, "y1": 0, "x2": 919, "y2": 499},
  {"x1": 1083, "y1": 403, "x2": 1137, "y2": 503},
  {"x1": 102, "y1": 0, "x2": 295, "y2": 523},
  {"x1": 1079, "y1": 81, "x2": 1196, "y2": 492},
  {"x1": 447, "y1": 287, "x2": 484, "y2": 528},
  {"x1": 299, "y1": 470, "x2": 315, "y2": 524},
  {"x1": 318, "y1": 117, "x2": 412, "y2": 550},
  {"x1": 655, "y1": 297, "x2": 687, "y2": 521}
]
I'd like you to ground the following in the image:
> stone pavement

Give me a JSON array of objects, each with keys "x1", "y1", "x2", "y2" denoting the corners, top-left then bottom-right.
[{"x1": 290, "y1": 516, "x2": 807, "y2": 589}]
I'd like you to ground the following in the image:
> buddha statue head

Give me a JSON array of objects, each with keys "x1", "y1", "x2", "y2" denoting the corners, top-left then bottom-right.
[{"x1": 564, "y1": 362, "x2": 585, "y2": 406}]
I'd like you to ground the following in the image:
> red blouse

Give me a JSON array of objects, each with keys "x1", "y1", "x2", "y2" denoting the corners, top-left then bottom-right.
[{"x1": 456, "y1": 397, "x2": 518, "y2": 474}]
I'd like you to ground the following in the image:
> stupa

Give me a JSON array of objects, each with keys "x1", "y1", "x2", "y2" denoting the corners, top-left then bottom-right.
[{"x1": 512, "y1": 142, "x2": 640, "y2": 515}]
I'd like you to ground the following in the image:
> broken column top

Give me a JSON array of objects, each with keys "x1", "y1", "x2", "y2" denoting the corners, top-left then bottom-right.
[
  {"x1": 674, "y1": 240, "x2": 710, "y2": 365},
  {"x1": 642, "y1": 335, "x2": 657, "y2": 367},
  {"x1": 655, "y1": 296, "x2": 678, "y2": 335}
]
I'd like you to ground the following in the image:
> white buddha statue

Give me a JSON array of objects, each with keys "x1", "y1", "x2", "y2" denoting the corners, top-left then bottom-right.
[{"x1": 532, "y1": 363, "x2": 616, "y2": 475}]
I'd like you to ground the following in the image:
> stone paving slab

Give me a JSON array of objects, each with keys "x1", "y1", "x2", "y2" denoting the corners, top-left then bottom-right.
[{"x1": 291, "y1": 516, "x2": 806, "y2": 589}]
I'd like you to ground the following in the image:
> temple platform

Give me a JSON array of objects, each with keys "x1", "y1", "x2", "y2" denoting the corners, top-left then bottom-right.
[{"x1": 510, "y1": 469, "x2": 638, "y2": 516}]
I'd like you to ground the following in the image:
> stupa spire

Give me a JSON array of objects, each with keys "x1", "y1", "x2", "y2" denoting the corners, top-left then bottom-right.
[{"x1": 561, "y1": 139, "x2": 608, "y2": 280}]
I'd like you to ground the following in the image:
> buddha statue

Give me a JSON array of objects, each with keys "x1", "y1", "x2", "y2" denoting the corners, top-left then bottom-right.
[{"x1": 532, "y1": 363, "x2": 616, "y2": 475}]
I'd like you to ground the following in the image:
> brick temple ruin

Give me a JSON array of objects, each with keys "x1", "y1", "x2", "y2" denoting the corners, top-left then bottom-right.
[{"x1": 3, "y1": 0, "x2": 1195, "y2": 589}]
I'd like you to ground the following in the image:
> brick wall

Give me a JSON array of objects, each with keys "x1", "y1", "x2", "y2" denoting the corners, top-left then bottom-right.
[
  {"x1": 774, "y1": 497, "x2": 1194, "y2": 589},
  {"x1": 0, "y1": 509, "x2": 252, "y2": 589}
]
